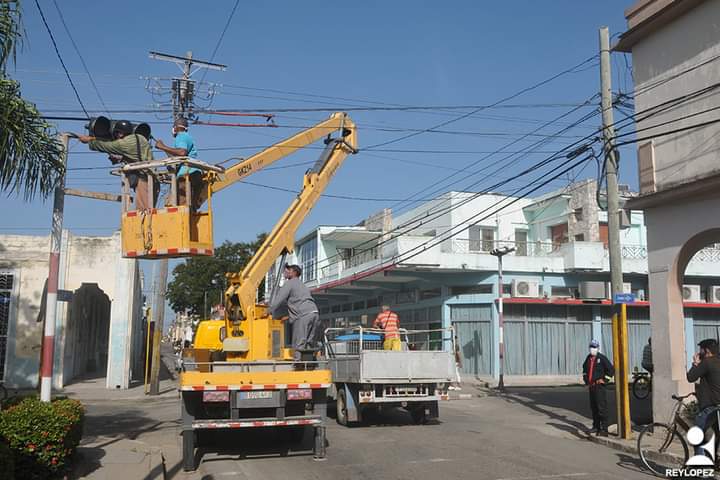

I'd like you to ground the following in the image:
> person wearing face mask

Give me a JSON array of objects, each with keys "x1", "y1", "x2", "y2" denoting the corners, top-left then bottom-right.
[
  {"x1": 687, "y1": 338, "x2": 720, "y2": 452},
  {"x1": 155, "y1": 117, "x2": 205, "y2": 210},
  {"x1": 582, "y1": 339, "x2": 614, "y2": 436}
]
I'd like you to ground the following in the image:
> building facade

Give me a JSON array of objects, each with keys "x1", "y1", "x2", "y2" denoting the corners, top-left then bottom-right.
[
  {"x1": 616, "y1": 0, "x2": 720, "y2": 418},
  {"x1": 0, "y1": 231, "x2": 145, "y2": 390},
  {"x1": 287, "y1": 180, "x2": 720, "y2": 383}
]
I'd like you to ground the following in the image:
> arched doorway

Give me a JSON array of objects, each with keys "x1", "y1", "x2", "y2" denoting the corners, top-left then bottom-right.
[
  {"x1": 644, "y1": 191, "x2": 720, "y2": 421},
  {"x1": 63, "y1": 283, "x2": 111, "y2": 383}
]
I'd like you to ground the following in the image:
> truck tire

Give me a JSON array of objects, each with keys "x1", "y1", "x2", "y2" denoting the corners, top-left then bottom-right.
[
  {"x1": 410, "y1": 406, "x2": 429, "y2": 425},
  {"x1": 336, "y1": 387, "x2": 349, "y2": 426},
  {"x1": 182, "y1": 430, "x2": 196, "y2": 471}
]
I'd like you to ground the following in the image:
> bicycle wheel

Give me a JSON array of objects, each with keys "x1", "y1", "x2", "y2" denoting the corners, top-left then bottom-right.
[
  {"x1": 633, "y1": 376, "x2": 651, "y2": 400},
  {"x1": 637, "y1": 422, "x2": 689, "y2": 477}
]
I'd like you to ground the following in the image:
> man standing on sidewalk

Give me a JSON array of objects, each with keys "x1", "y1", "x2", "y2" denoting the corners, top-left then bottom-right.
[{"x1": 582, "y1": 339, "x2": 614, "y2": 436}]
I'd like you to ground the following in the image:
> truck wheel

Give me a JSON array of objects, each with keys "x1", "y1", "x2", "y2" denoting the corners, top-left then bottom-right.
[
  {"x1": 410, "y1": 407, "x2": 428, "y2": 425},
  {"x1": 336, "y1": 388, "x2": 349, "y2": 426}
]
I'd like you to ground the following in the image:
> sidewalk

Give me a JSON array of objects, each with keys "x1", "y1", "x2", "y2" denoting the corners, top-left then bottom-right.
[
  {"x1": 477, "y1": 384, "x2": 686, "y2": 468},
  {"x1": 65, "y1": 349, "x2": 180, "y2": 480}
]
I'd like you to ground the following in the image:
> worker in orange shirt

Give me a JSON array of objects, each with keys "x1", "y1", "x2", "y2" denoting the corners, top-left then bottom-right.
[{"x1": 373, "y1": 304, "x2": 401, "y2": 351}]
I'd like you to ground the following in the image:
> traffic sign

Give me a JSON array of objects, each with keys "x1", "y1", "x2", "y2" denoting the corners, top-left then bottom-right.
[{"x1": 613, "y1": 292, "x2": 636, "y2": 304}]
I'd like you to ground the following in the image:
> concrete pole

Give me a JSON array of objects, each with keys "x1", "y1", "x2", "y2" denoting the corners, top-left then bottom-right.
[
  {"x1": 600, "y1": 26, "x2": 630, "y2": 439},
  {"x1": 149, "y1": 259, "x2": 168, "y2": 395},
  {"x1": 497, "y1": 253, "x2": 505, "y2": 392},
  {"x1": 40, "y1": 134, "x2": 69, "y2": 402}
]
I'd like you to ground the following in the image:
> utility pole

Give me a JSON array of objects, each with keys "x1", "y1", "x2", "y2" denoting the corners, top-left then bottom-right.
[
  {"x1": 490, "y1": 245, "x2": 515, "y2": 392},
  {"x1": 146, "y1": 51, "x2": 226, "y2": 395},
  {"x1": 39, "y1": 134, "x2": 70, "y2": 402},
  {"x1": 600, "y1": 26, "x2": 630, "y2": 439}
]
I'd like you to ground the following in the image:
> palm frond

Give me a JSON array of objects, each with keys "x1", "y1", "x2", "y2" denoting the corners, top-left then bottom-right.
[
  {"x1": 0, "y1": 79, "x2": 64, "y2": 200},
  {"x1": 0, "y1": 1, "x2": 21, "y2": 73}
]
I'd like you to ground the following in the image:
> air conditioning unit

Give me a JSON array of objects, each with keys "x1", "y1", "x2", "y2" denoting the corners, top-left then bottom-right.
[
  {"x1": 579, "y1": 281, "x2": 606, "y2": 300},
  {"x1": 708, "y1": 286, "x2": 720, "y2": 304},
  {"x1": 512, "y1": 279, "x2": 540, "y2": 298},
  {"x1": 683, "y1": 284, "x2": 703, "y2": 302},
  {"x1": 605, "y1": 282, "x2": 632, "y2": 299}
]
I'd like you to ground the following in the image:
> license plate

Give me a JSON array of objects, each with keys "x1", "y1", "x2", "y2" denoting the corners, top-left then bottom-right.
[
  {"x1": 202, "y1": 391, "x2": 229, "y2": 402},
  {"x1": 287, "y1": 388, "x2": 312, "y2": 400},
  {"x1": 240, "y1": 390, "x2": 273, "y2": 400}
]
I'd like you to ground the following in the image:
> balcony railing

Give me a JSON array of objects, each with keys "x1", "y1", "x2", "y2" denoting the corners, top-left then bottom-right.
[
  {"x1": 319, "y1": 247, "x2": 380, "y2": 279},
  {"x1": 604, "y1": 244, "x2": 720, "y2": 263},
  {"x1": 450, "y1": 239, "x2": 561, "y2": 257}
]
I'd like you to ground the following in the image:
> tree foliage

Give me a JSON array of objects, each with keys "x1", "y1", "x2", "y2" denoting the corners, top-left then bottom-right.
[
  {"x1": 167, "y1": 235, "x2": 267, "y2": 316},
  {"x1": 0, "y1": 1, "x2": 64, "y2": 200}
]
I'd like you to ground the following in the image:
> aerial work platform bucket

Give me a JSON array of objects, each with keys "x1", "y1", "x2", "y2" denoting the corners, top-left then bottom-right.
[{"x1": 116, "y1": 158, "x2": 224, "y2": 259}]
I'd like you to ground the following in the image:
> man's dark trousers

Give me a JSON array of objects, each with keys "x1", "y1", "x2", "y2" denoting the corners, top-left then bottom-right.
[{"x1": 589, "y1": 383, "x2": 607, "y2": 429}]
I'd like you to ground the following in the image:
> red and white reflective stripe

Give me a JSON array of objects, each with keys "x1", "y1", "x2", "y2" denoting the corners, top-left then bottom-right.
[
  {"x1": 182, "y1": 383, "x2": 330, "y2": 391},
  {"x1": 193, "y1": 418, "x2": 321, "y2": 429},
  {"x1": 124, "y1": 248, "x2": 213, "y2": 257}
]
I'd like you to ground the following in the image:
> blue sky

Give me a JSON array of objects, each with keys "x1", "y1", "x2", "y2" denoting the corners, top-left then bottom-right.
[{"x1": 4, "y1": 1, "x2": 635, "y2": 307}]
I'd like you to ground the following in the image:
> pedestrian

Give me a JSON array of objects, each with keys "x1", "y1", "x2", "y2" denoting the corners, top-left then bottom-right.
[
  {"x1": 183, "y1": 324, "x2": 194, "y2": 349},
  {"x1": 373, "y1": 305, "x2": 401, "y2": 351},
  {"x1": 449, "y1": 332, "x2": 463, "y2": 390},
  {"x1": 642, "y1": 337, "x2": 653, "y2": 373},
  {"x1": 687, "y1": 338, "x2": 720, "y2": 453},
  {"x1": 155, "y1": 117, "x2": 206, "y2": 210},
  {"x1": 77, "y1": 121, "x2": 158, "y2": 211},
  {"x1": 269, "y1": 264, "x2": 321, "y2": 362},
  {"x1": 582, "y1": 339, "x2": 614, "y2": 436}
]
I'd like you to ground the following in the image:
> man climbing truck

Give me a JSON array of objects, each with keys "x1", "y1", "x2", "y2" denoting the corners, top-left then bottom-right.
[{"x1": 177, "y1": 113, "x2": 358, "y2": 471}]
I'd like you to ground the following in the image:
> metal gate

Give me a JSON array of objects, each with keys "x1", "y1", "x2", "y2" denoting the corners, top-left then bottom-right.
[
  {"x1": 0, "y1": 272, "x2": 14, "y2": 381},
  {"x1": 450, "y1": 304, "x2": 493, "y2": 376}
]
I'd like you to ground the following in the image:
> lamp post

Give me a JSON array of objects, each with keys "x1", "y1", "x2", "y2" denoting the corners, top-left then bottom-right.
[{"x1": 490, "y1": 245, "x2": 515, "y2": 392}]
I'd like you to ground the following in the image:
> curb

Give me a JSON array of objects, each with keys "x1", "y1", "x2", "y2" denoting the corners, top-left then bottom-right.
[{"x1": 586, "y1": 431, "x2": 684, "y2": 466}]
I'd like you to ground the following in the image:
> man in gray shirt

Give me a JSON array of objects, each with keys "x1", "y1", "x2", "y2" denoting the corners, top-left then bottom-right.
[{"x1": 270, "y1": 264, "x2": 320, "y2": 361}]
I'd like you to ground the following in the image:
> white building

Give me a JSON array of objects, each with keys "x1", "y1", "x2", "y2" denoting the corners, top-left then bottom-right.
[{"x1": 0, "y1": 231, "x2": 145, "y2": 389}]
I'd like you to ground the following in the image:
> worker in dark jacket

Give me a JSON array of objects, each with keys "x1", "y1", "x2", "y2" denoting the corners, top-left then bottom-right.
[
  {"x1": 687, "y1": 338, "x2": 720, "y2": 454},
  {"x1": 582, "y1": 339, "x2": 615, "y2": 436}
]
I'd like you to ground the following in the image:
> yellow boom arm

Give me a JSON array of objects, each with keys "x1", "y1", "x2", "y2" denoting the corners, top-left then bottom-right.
[
  {"x1": 222, "y1": 112, "x2": 357, "y2": 358},
  {"x1": 210, "y1": 112, "x2": 356, "y2": 194}
]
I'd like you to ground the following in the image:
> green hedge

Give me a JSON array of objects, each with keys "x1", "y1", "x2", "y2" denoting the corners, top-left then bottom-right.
[{"x1": 0, "y1": 397, "x2": 84, "y2": 479}]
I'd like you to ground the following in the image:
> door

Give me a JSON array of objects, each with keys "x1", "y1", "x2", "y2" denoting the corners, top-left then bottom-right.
[{"x1": 0, "y1": 272, "x2": 14, "y2": 382}]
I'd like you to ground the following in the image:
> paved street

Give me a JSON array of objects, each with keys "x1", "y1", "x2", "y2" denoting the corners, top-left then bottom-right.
[{"x1": 71, "y1": 380, "x2": 656, "y2": 479}]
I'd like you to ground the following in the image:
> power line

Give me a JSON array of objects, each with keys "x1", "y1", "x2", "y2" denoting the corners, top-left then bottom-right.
[
  {"x1": 364, "y1": 55, "x2": 598, "y2": 150},
  {"x1": 51, "y1": 0, "x2": 109, "y2": 114},
  {"x1": 33, "y1": 0, "x2": 89, "y2": 117},
  {"x1": 199, "y1": 0, "x2": 239, "y2": 84}
]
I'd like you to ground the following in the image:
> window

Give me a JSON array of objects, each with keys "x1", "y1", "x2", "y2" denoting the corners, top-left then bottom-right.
[
  {"x1": 331, "y1": 304, "x2": 342, "y2": 313},
  {"x1": 0, "y1": 272, "x2": 13, "y2": 381},
  {"x1": 550, "y1": 223, "x2": 568, "y2": 246},
  {"x1": 469, "y1": 226, "x2": 495, "y2": 252},
  {"x1": 599, "y1": 222, "x2": 609, "y2": 248},
  {"x1": 550, "y1": 286, "x2": 575, "y2": 298},
  {"x1": 515, "y1": 230, "x2": 528, "y2": 256},
  {"x1": 574, "y1": 234, "x2": 584, "y2": 241},
  {"x1": 366, "y1": 297, "x2": 379, "y2": 308},
  {"x1": 419, "y1": 288, "x2": 441, "y2": 300},
  {"x1": 450, "y1": 284, "x2": 493, "y2": 296},
  {"x1": 342, "y1": 303, "x2": 352, "y2": 312},
  {"x1": 353, "y1": 300, "x2": 365, "y2": 310},
  {"x1": 574, "y1": 208, "x2": 583, "y2": 221},
  {"x1": 297, "y1": 237, "x2": 318, "y2": 282}
]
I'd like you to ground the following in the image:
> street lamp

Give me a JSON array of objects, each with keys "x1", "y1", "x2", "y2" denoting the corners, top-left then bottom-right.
[{"x1": 490, "y1": 245, "x2": 515, "y2": 392}]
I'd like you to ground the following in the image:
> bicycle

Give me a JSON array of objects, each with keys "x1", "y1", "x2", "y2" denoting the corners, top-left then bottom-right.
[
  {"x1": 637, "y1": 392, "x2": 706, "y2": 477},
  {"x1": 632, "y1": 367, "x2": 652, "y2": 400}
]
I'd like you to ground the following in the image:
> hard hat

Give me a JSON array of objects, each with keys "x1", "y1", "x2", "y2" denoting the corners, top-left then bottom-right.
[{"x1": 112, "y1": 120, "x2": 133, "y2": 136}]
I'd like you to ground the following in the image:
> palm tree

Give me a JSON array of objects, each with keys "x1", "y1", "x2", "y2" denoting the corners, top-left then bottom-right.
[{"x1": 0, "y1": 1, "x2": 64, "y2": 199}]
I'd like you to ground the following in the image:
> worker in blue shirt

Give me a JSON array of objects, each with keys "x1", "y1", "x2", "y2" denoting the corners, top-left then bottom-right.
[{"x1": 155, "y1": 117, "x2": 206, "y2": 209}]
